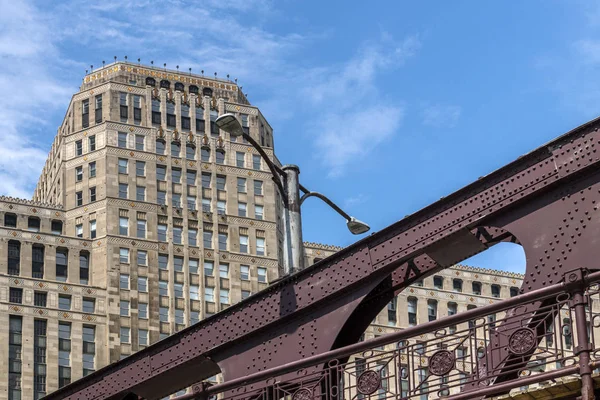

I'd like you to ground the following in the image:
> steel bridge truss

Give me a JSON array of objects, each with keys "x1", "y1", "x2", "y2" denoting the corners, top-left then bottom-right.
[{"x1": 44, "y1": 116, "x2": 600, "y2": 400}]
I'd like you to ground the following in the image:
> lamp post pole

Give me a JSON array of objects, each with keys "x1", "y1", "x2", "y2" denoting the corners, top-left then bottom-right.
[{"x1": 215, "y1": 113, "x2": 370, "y2": 275}]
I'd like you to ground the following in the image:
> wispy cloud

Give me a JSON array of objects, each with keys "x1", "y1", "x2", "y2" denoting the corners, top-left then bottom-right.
[
  {"x1": 420, "y1": 104, "x2": 462, "y2": 128},
  {"x1": 344, "y1": 193, "x2": 369, "y2": 209}
]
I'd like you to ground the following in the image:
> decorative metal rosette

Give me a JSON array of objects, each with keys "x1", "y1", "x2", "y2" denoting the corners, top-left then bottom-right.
[
  {"x1": 508, "y1": 328, "x2": 536, "y2": 355},
  {"x1": 429, "y1": 350, "x2": 455, "y2": 376},
  {"x1": 292, "y1": 388, "x2": 312, "y2": 400},
  {"x1": 357, "y1": 370, "x2": 381, "y2": 395}
]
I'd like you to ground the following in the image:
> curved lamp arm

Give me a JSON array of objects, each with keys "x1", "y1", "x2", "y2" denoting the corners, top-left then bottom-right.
[{"x1": 300, "y1": 191, "x2": 351, "y2": 220}]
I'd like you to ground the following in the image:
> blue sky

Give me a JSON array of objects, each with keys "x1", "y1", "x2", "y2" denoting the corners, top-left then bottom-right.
[{"x1": 2, "y1": 1, "x2": 600, "y2": 274}]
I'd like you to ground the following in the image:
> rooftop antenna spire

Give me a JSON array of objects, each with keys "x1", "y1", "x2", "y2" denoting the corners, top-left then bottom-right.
[
  {"x1": 114, "y1": 56, "x2": 117, "y2": 63},
  {"x1": 227, "y1": 74, "x2": 230, "y2": 81},
  {"x1": 124, "y1": 55, "x2": 128, "y2": 61},
  {"x1": 164, "y1": 63, "x2": 167, "y2": 71},
  {"x1": 151, "y1": 60, "x2": 154, "y2": 65},
  {"x1": 90, "y1": 64, "x2": 93, "y2": 72},
  {"x1": 189, "y1": 67, "x2": 192, "y2": 75},
  {"x1": 201, "y1": 70, "x2": 204, "y2": 76},
  {"x1": 102, "y1": 60, "x2": 105, "y2": 68},
  {"x1": 176, "y1": 65, "x2": 179, "y2": 72},
  {"x1": 138, "y1": 58, "x2": 141, "y2": 65}
]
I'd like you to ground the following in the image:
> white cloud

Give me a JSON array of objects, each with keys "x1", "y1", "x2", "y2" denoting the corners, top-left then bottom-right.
[
  {"x1": 344, "y1": 193, "x2": 369, "y2": 209},
  {"x1": 421, "y1": 104, "x2": 462, "y2": 128}
]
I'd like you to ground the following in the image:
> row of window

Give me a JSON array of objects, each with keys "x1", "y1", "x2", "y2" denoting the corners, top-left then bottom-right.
[
  {"x1": 9, "y1": 288, "x2": 97, "y2": 314},
  {"x1": 3, "y1": 214, "x2": 63, "y2": 235},
  {"x1": 151, "y1": 227, "x2": 266, "y2": 253},
  {"x1": 7, "y1": 241, "x2": 90, "y2": 283},
  {"x1": 430, "y1": 275, "x2": 519, "y2": 298}
]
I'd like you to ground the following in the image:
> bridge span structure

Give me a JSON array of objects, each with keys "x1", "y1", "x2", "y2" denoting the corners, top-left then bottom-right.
[{"x1": 44, "y1": 116, "x2": 600, "y2": 400}]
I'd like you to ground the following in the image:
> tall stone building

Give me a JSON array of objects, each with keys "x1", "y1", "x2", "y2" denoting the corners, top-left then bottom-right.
[{"x1": 0, "y1": 62, "x2": 525, "y2": 400}]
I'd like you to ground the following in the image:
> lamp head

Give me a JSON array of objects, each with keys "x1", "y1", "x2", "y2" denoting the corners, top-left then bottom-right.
[
  {"x1": 347, "y1": 217, "x2": 370, "y2": 235},
  {"x1": 215, "y1": 113, "x2": 244, "y2": 137}
]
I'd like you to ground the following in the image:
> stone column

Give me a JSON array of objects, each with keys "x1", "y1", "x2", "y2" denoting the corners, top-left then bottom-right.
[{"x1": 20, "y1": 241, "x2": 32, "y2": 278}]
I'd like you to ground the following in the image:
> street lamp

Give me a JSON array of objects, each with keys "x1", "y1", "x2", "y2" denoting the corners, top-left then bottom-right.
[{"x1": 216, "y1": 113, "x2": 370, "y2": 275}]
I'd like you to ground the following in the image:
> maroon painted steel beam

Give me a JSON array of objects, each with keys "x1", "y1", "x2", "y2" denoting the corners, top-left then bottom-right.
[{"x1": 44, "y1": 116, "x2": 600, "y2": 400}]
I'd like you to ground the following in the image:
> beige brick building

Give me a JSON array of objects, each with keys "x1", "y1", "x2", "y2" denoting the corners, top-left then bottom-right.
[{"x1": 0, "y1": 62, "x2": 525, "y2": 400}]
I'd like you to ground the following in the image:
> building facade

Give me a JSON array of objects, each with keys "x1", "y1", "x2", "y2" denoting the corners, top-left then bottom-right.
[{"x1": 0, "y1": 62, "x2": 525, "y2": 400}]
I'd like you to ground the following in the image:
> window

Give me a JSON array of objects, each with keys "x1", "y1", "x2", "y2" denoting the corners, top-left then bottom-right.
[
  {"x1": 196, "y1": 107, "x2": 205, "y2": 133},
  {"x1": 82, "y1": 99, "x2": 89, "y2": 128},
  {"x1": 159, "y1": 280, "x2": 168, "y2": 296},
  {"x1": 187, "y1": 196, "x2": 196, "y2": 210},
  {"x1": 137, "y1": 250, "x2": 147, "y2": 266},
  {"x1": 159, "y1": 307, "x2": 168, "y2": 322},
  {"x1": 433, "y1": 276, "x2": 443, "y2": 290},
  {"x1": 34, "y1": 291, "x2": 47, "y2": 308},
  {"x1": 139, "y1": 329, "x2": 148, "y2": 346},
  {"x1": 204, "y1": 261, "x2": 214, "y2": 276},
  {"x1": 189, "y1": 258, "x2": 199, "y2": 274},
  {"x1": 408, "y1": 297, "x2": 417, "y2": 326},
  {"x1": 174, "y1": 308, "x2": 184, "y2": 324},
  {"x1": 4, "y1": 213, "x2": 17, "y2": 228},
  {"x1": 252, "y1": 155, "x2": 261, "y2": 170},
  {"x1": 174, "y1": 256, "x2": 184, "y2": 272},
  {"x1": 491, "y1": 285, "x2": 501, "y2": 298},
  {"x1": 202, "y1": 198, "x2": 211, "y2": 213},
  {"x1": 428, "y1": 299, "x2": 437, "y2": 322},
  {"x1": 118, "y1": 132, "x2": 127, "y2": 148},
  {"x1": 257, "y1": 267, "x2": 267, "y2": 283},
  {"x1": 152, "y1": 99, "x2": 161, "y2": 125},
  {"x1": 137, "y1": 220, "x2": 146, "y2": 238},
  {"x1": 219, "y1": 263, "x2": 229, "y2": 279},
  {"x1": 76, "y1": 191, "x2": 83, "y2": 206},
  {"x1": 118, "y1": 183, "x2": 128, "y2": 199},
  {"x1": 241, "y1": 114, "x2": 249, "y2": 132},
  {"x1": 217, "y1": 200, "x2": 226, "y2": 215},
  {"x1": 202, "y1": 172, "x2": 211, "y2": 188},
  {"x1": 242, "y1": 290, "x2": 251, "y2": 300},
  {"x1": 33, "y1": 318, "x2": 47, "y2": 396},
  {"x1": 76, "y1": 166, "x2": 83, "y2": 182},
  {"x1": 58, "y1": 322, "x2": 71, "y2": 387},
  {"x1": 120, "y1": 93, "x2": 128, "y2": 122},
  {"x1": 119, "y1": 248, "x2": 130, "y2": 263},
  {"x1": 254, "y1": 180, "x2": 263, "y2": 195},
  {"x1": 156, "y1": 165, "x2": 167, "y2": 181},
  {"x1": 79, "y1": 251, "x2": 89, "y2": 285},
  {"x1": 118, "y1": 158, "x2": 128, "y2": 174},
  {"x1": 32, "y1": 245, "x2": 44, "y2": 278},
  {"x1": 453, "y1": 279, "x2": 463, "y2": 292},
  {"x1": 510, "y1": 287, "x2": 520, "y2": 297},
  {"x1": 120, "y1": 300, "x2": 130, "y2": 317},
  {"x1": 173, "y1": 227, "x2": 182, "y2": 244},
  {"x1": 181, "y1": 102, "x2": 191, "y2": 130},
  {"x1": 237, "y1": 177, "x2": 246, "y2": 193},
  {"x1": 58, "y1": 295, "x2": 71, "y2": 310},
  {"x1": 119, "y1": 217, "x2": 128, "y2": 235},
  {"x1": 9, "y1": 288, "x2": 22, "y2": 304},
  {"x1": 171, "y1": 168, "x2": 183, "y2": 184},
  {"x1": 120, "y1": 274, "x2": 129, "y2": 290},
  {"x1": 171, "y1": 141, "x2": 181, "y2": 157},
  {"x1": 216, "y1": 150, "x2": 225, "y2": 165},
  {"x1": 82, "y1": 298, "x2": 95, "y2": 313},
  {"x1": 89, "y1": 161, "x2": 96, "y2": 178},
  {"x1": 204, "y1": 231, "x2": 213, "y2": 248},
  {"x1": 136, "y1": 186, "x2": 146, "y2": 202},
  {"x1": 167, "y1": 102, "x2": 176, "y2": 127},
  {"x1": 133, "y1": 96, "x2": 141, "y2": 123},
  {"x1": 157, "y1": 190, "x2": 166, "y2": 205},
  {"x1": 256, "y1": 238, "x2": 265, "y2": 256},
  {"x1": 240, "y1": 235, "x2": 248, "y2": 253},
  {"x1": 174, "y1": 283, "x2": 184, "y2": 298},
  {"x1": 448, "y1": 302, "x2": 458, "y2": 316},
  {"x1": 158, "y1": 224, "x2": 167, "y2": 241},
  {"x1": 205, "y1": 287, "x2": 215, "y2": 302},
  {"x1": 138, "y1": 303, "x2": 148, "y2": 319},
  {"x1": 189, "y1": 229, "x2": 197, "y2": 246},
  {"x1": 82, "y1": 325, "x2": 95, "y2": 376},
  {"x1": 240, "y1": 265, "x2": 250, "y2": 280},
  {"x1": 190, "y1": 285, "x2": 199, "y2": 300},
  {"x1": 95, "y1": 94, "x2": 103, "y2": 123},
  {"x1": 51, "y1": 220, "x2": 63, "y2": 234},
  {"x1": 158, "y1": 254, "x2": 168, "y2": 270},
  {"x1": 8, "y1": 240, "x2": 20, "y2": 275},
  {"x1": 89, "y1": 187, "x2": 96, "y2": 202},
  {"x1": 472, "y1": 281, "x2": 482, "y2": 295},
  {"x1": 137, "y1": 276, "x2": 148, "y2": 292},
  {"x1": 217, "y1": 175, "x2": 226, "y2": 191},
  {"x1": 201, "y1": 148, "x2": 210, "y2": 162},
  {"x1": 467, "y1": 305, "x2": 477, "y2": 328},
  {"x1": 238, "y1": 202, "x2": 247, "y2": 217},
  {"x1": 156, "y1": 139, "x2": 165, "y2": 154},
  {"x1": 76, "y1": 140, "x2": 83, "y2": 156},
  {"x1": 186, "y1": 170, "x2": 196, "y2": 186},
  {"x1": 136, "y1": 161, "x2": 145, "y2": 176},
  {"x1": 388, "y1": 298, "x2": 397, "y2": 324},
  {"x1": 120, "y1": 327, "x2": 130, "y2": 343},
  {"x1": 210, "y1": 109, "x2": 218, "y2": 135},
  {"x1": 135, "y1": 135, "x2": 144, "y2": 151},
  {"x1": 9, "y1": 315, "x2": 22, "y2": 399},
  {"x1": 190, "y1": 311, "x2": 200, "y2": 324},
  {"x1": 56, "y1": 249, "x2": 68, "y2": 282},
  {"x1": 186, "y1": 145, "x2": 195, "y2": 160},
  {"x1": 220, "y1": 289, "x2": 230, "y2": 305},
  {"x1": 89, "y1": 220, "x2": 96, "y2": 239},
  {"x1": 236, "y1": 152, "x2": 245, "y2": 167},
  {"x1": 255, "y1": 205, "x2": 264, "y2": 220}
]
